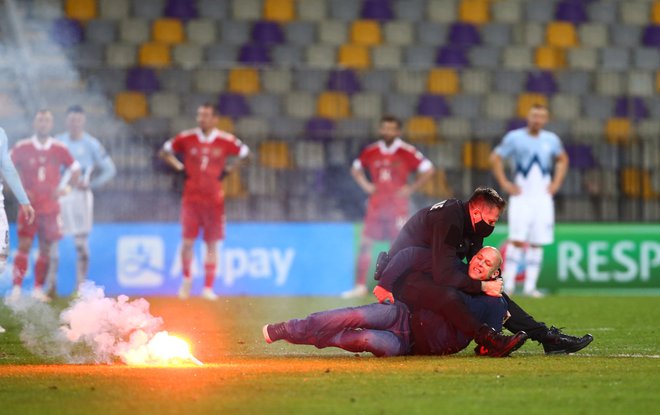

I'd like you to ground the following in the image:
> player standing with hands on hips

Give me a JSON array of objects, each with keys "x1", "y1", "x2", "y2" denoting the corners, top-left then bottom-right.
[
  {"x1": 160, "y1": 103, "x2": 249, "y2": 300},
  {"x1": 490, "y1": 104, "x2": 569, "y2": 297}
]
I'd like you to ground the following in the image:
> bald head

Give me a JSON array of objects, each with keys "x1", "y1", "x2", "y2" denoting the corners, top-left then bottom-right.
[{"x1": 468, "y1": 246, "x2": 502, "y2": 281}]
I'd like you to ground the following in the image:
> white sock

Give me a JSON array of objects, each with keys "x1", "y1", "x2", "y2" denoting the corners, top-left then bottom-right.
[
  {"x1": 523, "y1": 246, "x2": 544, "y2": 294},
  {"x1": 502, "y1": 243, "x2": 524, "y2": 294}
]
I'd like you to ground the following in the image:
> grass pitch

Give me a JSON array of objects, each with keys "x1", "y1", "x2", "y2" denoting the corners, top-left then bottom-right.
[{"x1": 1, "y1": 295, "x2": 659, "y2": 415}]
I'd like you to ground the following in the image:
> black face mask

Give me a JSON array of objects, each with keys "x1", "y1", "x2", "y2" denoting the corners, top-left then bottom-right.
[{"x1": 474, "y1": 217, "x2": 495, "y2": 238}]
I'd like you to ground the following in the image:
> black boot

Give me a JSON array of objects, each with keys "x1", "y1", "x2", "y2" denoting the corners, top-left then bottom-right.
[
  {"x1": 541, "y1": 326, "x2": 593, "y2": 355},
  {"x1": 474, "y1": 325, "x2": 528, "y2": 357}
]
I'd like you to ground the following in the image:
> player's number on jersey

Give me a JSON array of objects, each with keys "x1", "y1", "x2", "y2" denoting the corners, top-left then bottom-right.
[
  {"x1": 379, "y1": 168, "x2": 392, "y2": 182},
  {"x1": 37, "y1": 166, "x2": 46, "y2": 182},
  {"x1": 200, "y1": 156, "x2": 209, "y2": 171}
]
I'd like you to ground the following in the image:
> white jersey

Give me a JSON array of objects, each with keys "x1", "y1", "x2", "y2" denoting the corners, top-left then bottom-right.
[{"x1": 494, "y1": 128, "x2": 564, "y2": 197}]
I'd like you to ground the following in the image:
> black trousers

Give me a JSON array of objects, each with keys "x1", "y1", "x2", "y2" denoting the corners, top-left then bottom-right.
[{"x1": 395, "y1": 272, "x2": 548, "y2": 341}]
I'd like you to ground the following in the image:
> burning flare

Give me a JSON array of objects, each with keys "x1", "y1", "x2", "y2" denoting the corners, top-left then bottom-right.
[{"x1": 123, "y1": 331, "x2": 203, "y2": 366}]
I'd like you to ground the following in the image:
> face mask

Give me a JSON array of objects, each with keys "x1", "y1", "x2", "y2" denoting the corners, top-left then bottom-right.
[{"x1": 474, "y1": 214, "x2": 495, "y2": 237}]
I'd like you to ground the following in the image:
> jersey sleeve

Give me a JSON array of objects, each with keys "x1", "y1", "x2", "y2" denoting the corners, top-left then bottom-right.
[
  {"x1": 164, "y1": 133, "x2": 186, "y2": 154},
  {"x1": 352, "y1": 148, "x2": 369, "y2": 170},
  {"x1": 225, "y1": 134, "x2": 250, "y2": 158},
  {"x1": 90, "y1": 139, "x2": 117, "y2": 188},
  {"x1": 551, "y1": 133, "x2": 564, "y2": 157},
  {"x1": 402, "y1": 146, "x2": 433, "y2": 173},
  {"x1": 494, "y1": 131, "x2": 516, "y2": 159},
  {"x1": 59, "y1": 146, "x2": 77, "y2": 169}
]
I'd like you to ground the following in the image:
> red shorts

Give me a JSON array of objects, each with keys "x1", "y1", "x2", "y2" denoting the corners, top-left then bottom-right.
[
  {"x1": 181, "y1": 200, "x2": 225, "y2": 242},
  {"x1": 363, "y1": 199, "x2": 409, "y2": 241},
  {"x1": 17, "y1": 209, "x2": 62, "y2": 242}
]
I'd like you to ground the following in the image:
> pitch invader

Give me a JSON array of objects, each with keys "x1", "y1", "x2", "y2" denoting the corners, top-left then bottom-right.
[
  {"x1": 343, "y1": 115, "x2": 434, "y2": 298},
  {"x1": 160, "y1": 103, "x2": 250, "y2": 300},
  {"x1": 9, "y1": 109, "x2": 80, "y2": 302},
  {"x1": 490, "y1": 104, "x2": 569, "y2": 297}
]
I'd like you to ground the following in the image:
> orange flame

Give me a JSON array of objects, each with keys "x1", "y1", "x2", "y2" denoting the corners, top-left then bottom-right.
[{"x1": 123, "y1": 331, "x2": 203, "y2": 366}]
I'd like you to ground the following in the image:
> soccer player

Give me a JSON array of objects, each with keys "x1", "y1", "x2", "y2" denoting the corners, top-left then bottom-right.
[
  {"x1": 9, "y1": 109, "x2": 80, "y2": 302},
  {"x1": 490, "y1": 104, "x2": 569, "y2": 297},
  {"x1": 159, "y1": 103, "x2": 249, "y2": 300},
  {"x1": 264, "y1": 247, "x2": 528, "y2": 357},
  {"x1": 342, "y1": 115, "x2": 435, "y2": 298},
  {"x1": 46, "y1": 105, "x2": 116, "y2": 296}
]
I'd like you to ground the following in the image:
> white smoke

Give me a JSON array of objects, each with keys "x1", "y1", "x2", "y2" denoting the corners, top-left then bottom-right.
[{"x1": 3, "y1": 281, "x2": 199, "y2": 365}]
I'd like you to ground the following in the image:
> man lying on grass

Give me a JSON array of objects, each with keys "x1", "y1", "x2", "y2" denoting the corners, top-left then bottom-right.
[{"x1": 263, "y1": 246, "x2": 528, "y2": 357}]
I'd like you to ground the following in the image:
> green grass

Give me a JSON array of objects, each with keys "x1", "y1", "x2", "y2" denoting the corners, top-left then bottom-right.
[{"x1": 1, "y1": 295, "x2": 659, "y2": 415}]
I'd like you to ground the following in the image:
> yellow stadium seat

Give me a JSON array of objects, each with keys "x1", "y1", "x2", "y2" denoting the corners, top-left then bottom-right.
[
  {"x1": 535, "y1": 46, "x2": 566, "y2": 69},
  {"x1": 338, "y1": 44, "x2": 371, "y2": 69},
  {"x1": 606, "y1": 118, "x2": 633, "y2": 144},
  {"x1": 427, "y1": 68, "x2": 460, "y2": 95},
  {"x1": 517, "y1": 93, "x2": 549, "y2": 118},
  {"x1": 223, "y1": 170, "x2": 247, "y2": 198},
  {"x1": 350, "y1": 20, "x2": 382, "y2": 46},
  {"x1": 228, "y1": 67, "x2": 260, "y2": 95},
  {"x1": 153, "y1": 18, "x2": 185, "y2": 44},
  {"x1": 406, "y1": 116, "x2": 438, "y2": 144},
  {"x1": 653, "y1": 1, "x2": 660, "y2": 24},
  {"x1": 656, "y1": 70, "x2": 660, "y2": 93},
  {"x1": 463, "y1": 141, "x2": 492, "y2": 170},
  {"x1": 216, "y1": 116, "x2": 235, "y2": 133},
  {"x1": 259, "y1": 140, "x2": 293, "y2": 169},
  {"x1": 459, "y1": 0, "x2": 490, "y2": 25},
  {"x1": 65, "y1": 0, "x2": 97, "y2": 21},
  {"x1": 420, "y1": 170, "x2": 454, "y2": 198},
  {"x1": 115, "y1": 91, "x2": 148, "y2": 122},
  {"x1": 138, "y1": 42, "x2": 171, "y2": 67},
  {"x1": 621, "y1": 168, "x2": 656, "y2": 199},
  {"x1": 546, "y1": 22, "x2": 578, "y2": 48},
  {"x1": 264, "y1": 0, "x2": 295, "y2": 22},
  {"x1": 317, "y1": 91, "x2": 351, "y2": 119}
]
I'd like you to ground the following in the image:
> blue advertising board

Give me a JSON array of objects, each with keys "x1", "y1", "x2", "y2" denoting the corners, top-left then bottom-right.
[{"x1": 1, "y1": 223, "x2": 356, "y2": 297}]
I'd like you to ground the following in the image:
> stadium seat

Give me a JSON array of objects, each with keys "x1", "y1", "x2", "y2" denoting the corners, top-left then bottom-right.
[
  {"x1": 450, "y1": 94, "x2": 481, "y2": 119},
  {"x1": 106, "y1": 44, "x2": 137, "y2": 68},
  {"x1": 85, "y1": 19, "x2": 117, "y2": 44},
  {"x1": 517, "y1": 93, "x2": 548, "y2": 118},
  {"x1": 305, "y1": 117, "x2": 335, "y2": 141},
  {"x1": 448, "y1": 22, "x2": 481, "y2": 46},
  {"x1": 250, "y1": 94, "x2": 282, "y2": 118},
  {"x1": 546, "y1": 22, "x2": 578, "y2": 48},
  {"x1": 152, "y1": 18, "x2": 184, "y2": 45},
  {"x1": 297, "y1": 0, "x2": 326, "y2": 21},
  {"x1": 642, "y1": 25, "x2": 660, "y2": 48},
  {"x1": 611, "y1": 25, "x2": 642, "y2": 49},
  {"x1": 458, "y1": 0, "x2": 490, "y2": 25},
  {"x1": 216, "y1": 116, "x2": 235, "y2": 133},
  {"x1": 373, "y1": 46, "x2": 402, "y2": 68},
  {"x1": 164, "y1": 0, "x2": 198, "y2": 20},
  {"x1": 362, "y1": 0, "x2": 394, "y2": 21},
  {"x1": 115, "y1": 91, "x2": 148, "y2": 121},
  {"x1": 228, "y1": 67, "x2": 260, "y2": 95},
  {"x1": 406, "y1": 116, "x2": 438, "y2": 144},
  {"x1": 463, "y1": 141, "x2": 492, "y2": 170},
  {"x1": 198, "y1": 0, "x2": 229, "y2": 19},
  {"x1": 272, "y1": 45, "x2": 303, "y2": 66},
  {"x1": 50, "y1": 18, "x2": 84, "y2": 47},
  {"x1": 284, "y1": 22, "x2": 317, "y2": 46},
  {"x1": 350, "y1": 20, "x2": 382, "y2": 46},
  {"x1": 494, "y1": 70, "x2": 525, "y2": 94},
  {"x1": 329, "y1": 0, "x2": 361, "y2": 21},
  {"x1": 262, "y1": 68, "x2": 291, "y2": 93},
  {"x1": 307, "y1": 45, "x2": 337, "y2": 68},
  {"x1": 524, "y1": 0, "x2": 554, "y2": 22},
  {"x1": 218, "y1": 93, "x2": 251, "y2": 118},
  {"x1": 99, "y1": 0, "x2": 129, "y2": 19},
  {"x1": 579, "y1": 23, "x2": 608, "y2": 48},
  {"x1": 595, "y1": 71, "x2": 623, "y2": 96},
  {"x1": 473, "y1": 119, "x2": 506, "y2": 140},
  {"x1": 633, "y1": 48, "x2": 660, "y2": 71},
  {"x1": 418, "y1": 21, "x2": 449, "y2": 45},
  {"x1": 385, "y1": 93, "x2": 418, "y2": 119},
  {"x1": 481, "y1": 23, "x2": 511, "y2": 47},
  {"x1": 251, "y1": 21, "x2": 285, "y2": 45},
  {"x1": 614, "y1": 97, "x2": 649, "y2": 120},
  {"x1": 468, "y1": 46, "x2": 500, "y2": 68},
  {"x1": 286, "y1": 92, "x2": 316, "y2": 118},
  {"x1": 150, "y1": 92, "x2": 180, "y2": 118},
  {"x1": 319, "y1": 20, "x2": 348, "y2": 45},
  {"x1": 294, "y1": 69, "x2": 329, "y2": 93},
  {"x1": 435, "y1": 45, "x2": 470, "y2": 67},
  {"x1": 582, "y1": 95, "x2": 614, "y2": 120},
  {"x1": 317, "y1": 91, "x2": 351, "y2": 119},
  {"x1": 338, "y1": 44, "x2": 371, "y2": 69},
  {"x1": 238, "y1": 43, "x2": 271, "y2": 65},
  {"x1": 264, "y1": 0, "x2": 295, "y2": 22},
  {"x1": 461, "y1": 69, "x2": 491, "y2": 94},
  {"x1": 65, "y1": 0, "x2": 97, "y2": 21},
  {"x1": 438, "y1": 117, "x2": 472, "y2": 140},
  {"x1": 601, "y1": 47, "x2": 631, "y2": 71},
  {"x1": 236, "y1": 116, "x2": 270, "y2": 139},
  {"x1": 567, "y1": 48, "x2": 598, "y2": 70},
  {"x1": 621, "y1": 1, "x2": 649, "y2": 25},
  {"x1": 185, "y1": 19, "x2": 216, "y2": 45},
  {"x1": 555, "y1": 0, "x2": 587, "y2": 24},
  {"x1": 126, "y1": 67, "x2": 160, "y2": 93},
  {"x1": 120, "y1": 19, "x2": 150, "y2": 44},
  {"x1": 621, "y1": 168, "x2": 655, "y2": 199},
  {"x1": 173, "y1": 44, "x2": 203, "y2": 69},
  {"x1": 628, "y1": 71, "x2": 655, "y2": 97},
  {"x1": 428, "y1": 0, "x2": 457, "y2": 23},
  {"x1": 502, "y1": 46, "x2": 533, "y2": 70},
  {"x1": 420, "y1": 169, "x2": 454, "y2": 198},
  {"x1": 138, "y1": 42, "x2": 171, "y2": 67},
  {"x1": 206, "y1": 45, "x2": 238, "y2": 66},
  {"x1": 535, "y1": 47, "x2": 566, "y2": 70},
  {"x1": 526, "y1": 71, "x2": 557, "y2": 94},
  {"x1": 384, "y1": 21, "x2": 414, "y2": 46},
  {"x1": 405, "y1": 45, "x2": 438, "y2": 68},
  {"x1": 417, "y1": 94, "x2": 451, "y2": 118},
  {"x1": 133, "y1": 0, "x2": 165, "y2": 19},
  {"x1": 484, "y1": 94, "x2": 515, "y2": 119},
  {"x1": 328, "y1": 69, "x2": 361, "y2": 94},
  {"x1": 653, "y1": 1, "x2": 660, "y2": 25},
  {"x1": 550, "y1": 94, "x2": 580, "y2": 120},
  {"x1": 295, "y1": 141, "x2": 326, "y2": 169},
  {"x1": 491, "y1": 0, "x2": 521, "y2": 23},
  {"x1": 427, "y1": 68, "x2": 460, "y2": 95},
  {"x1": 232, "y1": 0, "x2": 262, "y2": 20},
  {"x1": 362, "y1": 70, "x2": 394, "y2": 93},
  {"x1": 606, "y1": 118, "x2": 633, "y2": 144},
  {"x1": 351, "y1": 92, "x2": 382, "y2": 119},
  {"x1": 223, "y1": 170, "x2": 248, "y2": 199},
  {"x1": 336, "y1": 118, "x2": 372, "y2": 138},
  {"x1": 259, "y1": 140, "x2": 293, "y2": 169}
]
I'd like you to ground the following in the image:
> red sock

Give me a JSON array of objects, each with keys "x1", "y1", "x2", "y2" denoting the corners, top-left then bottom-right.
[
  {"x1": 204, "y1": 262, "x2": 216, "y2": 288},
  {"x1": 34, "y1": 255, "x2": 49, "y2": 287},
  {"x1": 182, "y1": 253, "x2": 192, "y2": 280},
  {"x1": 12, "y1": 251, "x2": 28, "y2": 286},
  {"x1": 356, "y1": 250, "x2": 371, "y2": 286}
]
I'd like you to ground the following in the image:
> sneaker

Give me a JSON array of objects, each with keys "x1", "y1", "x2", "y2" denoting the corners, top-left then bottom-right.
[
  {"x1": 7, "y1": 285, "x2": 21, "y2": 303},
  {"x1": 341, "y1": 285, "x2": 368, "y2": 299},
  {"x1": 0, "y1": 325, "x2": 5, "y2": 334},
  {"x1": 31, "y1": 287, "x2": 51, "y2": 302},
  {"x1": 523, "y1": 289, "x2": 545, "y2": 298},
  {"x1": 262, "y1": 323, "x2": 288, "y2": 344},
  {"x1": 474, "y1": 325, "x2": 528, "y2": 357},
  {"x1": 542, "y1": 326, "x2": 593, "y2": 355},
  {"x1": 373, "y1": 251, "x2": 390, "y2": 281},
  {"x1": 201, "y1": 287, "x2": 218, "y2": 301},
  {"x1": 178, "y1": 279, "x2": 192, "y2": 299}
]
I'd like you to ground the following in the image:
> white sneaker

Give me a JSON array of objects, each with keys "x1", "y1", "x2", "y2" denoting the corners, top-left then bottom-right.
[
  {"x1": 7, "y1": 285, "x2": 21, "y2": 303},
  {"x1": 523, "y1": 289, "x2": 545, "y2": 298},
  {"x1": 0, "y1": 325, "x2": 5, "y2": 333},
  {"x1": 201, "y1": 287, "x2": 218, "y2": 301},
  {"x1": 178, "y1": 279, "x2": 192, "y2": 299},
  {"x1": 341, "y1": 285, "x2": 368, "y2": 299},
  {"x1": 31, "y1": 287, "x2": 51, "y2": 302}
]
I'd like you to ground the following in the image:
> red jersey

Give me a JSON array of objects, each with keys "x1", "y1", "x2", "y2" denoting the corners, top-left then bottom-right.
[
  {"x1": 353, "y1": 138, "x2": 432, "y2": 207},
  {"x1": 165, "y1": 128, "x2": 248, "y2": 204},
  {"x1": 11, "y1": 137, "x2": 77, "y2": 214}
]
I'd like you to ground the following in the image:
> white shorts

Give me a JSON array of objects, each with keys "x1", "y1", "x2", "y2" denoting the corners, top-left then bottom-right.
[
  {"x1": 59, "y1": 188, "x2": 94, "y2": 236},
  {"x1": 507, "y1": 194, "x2": 555, "y2": 245},
  {"x1": 0, "y1": 206, "x2": 8, "y2": 259}
]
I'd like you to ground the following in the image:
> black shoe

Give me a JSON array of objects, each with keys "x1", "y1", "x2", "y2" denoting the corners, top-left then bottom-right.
[
  {"x1": 373, "y1": 251, "x2": 390, "y2": 281},
  {"x1": 542, "y1": 326, "x2": 593, "y2": 355},
  {"x1": 475, "y1": 325, "x2": 528, "y2": 357},
  {"x1": 262, "y1": 323, "x2": 288, "y2": 344}
]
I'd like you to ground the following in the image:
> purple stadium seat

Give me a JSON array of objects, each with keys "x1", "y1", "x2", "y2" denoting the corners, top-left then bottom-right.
[
  {"x1": 327, "y1": 69, "x2": 362, "y2": 94},
  {"x1": 614, "y1": 97, "x2": 649, "y2": 120},
  {"x1": 126, "y1": 67, "x2": 160, "y2": 93},
  {"x1": 555, "y1": 1, "x2": 587, "y2": 24},
  {"x1": 642, "y1": 25, "x2": 660, "y2": 47},
  {"x1": 305, "y1": 117, "x2": 336, "y2": 141},
  {"x1": 417, "y1": 94, "x2": 451, "y2": 118},
  {"x1": 361, "y1": 0, "x2": 394, "y2": 21},
  {"x1": 238, "y1": 43, "x2": 272, "y2": 65},
  {"x1": 448, "y1": 23, "x2": 481, "y2": 47},
  {"x1": 525, "y1": 71, "x2": 558, "y2": 94},
  {"x1": 251, "y1": 21, "x2": 285, "y2": 45},
  {"x1": 435, "y1": 46, "x2": 469, "y2": 67},
  {"x1": 218, "y1": 93, "x2": 251, "y2": 118},
  {"x1": 565, "y1": 144, "x2": 596, "y2": 170},
  {"x1": 50, "y1": 18, "x2": 84, "y2": 47},
  {"x1": 506, "y1": 118, "x2": 527, "y2": 131},
  {"x1": 164, "y1": 0, "x2": 198, "y2": 20}
]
